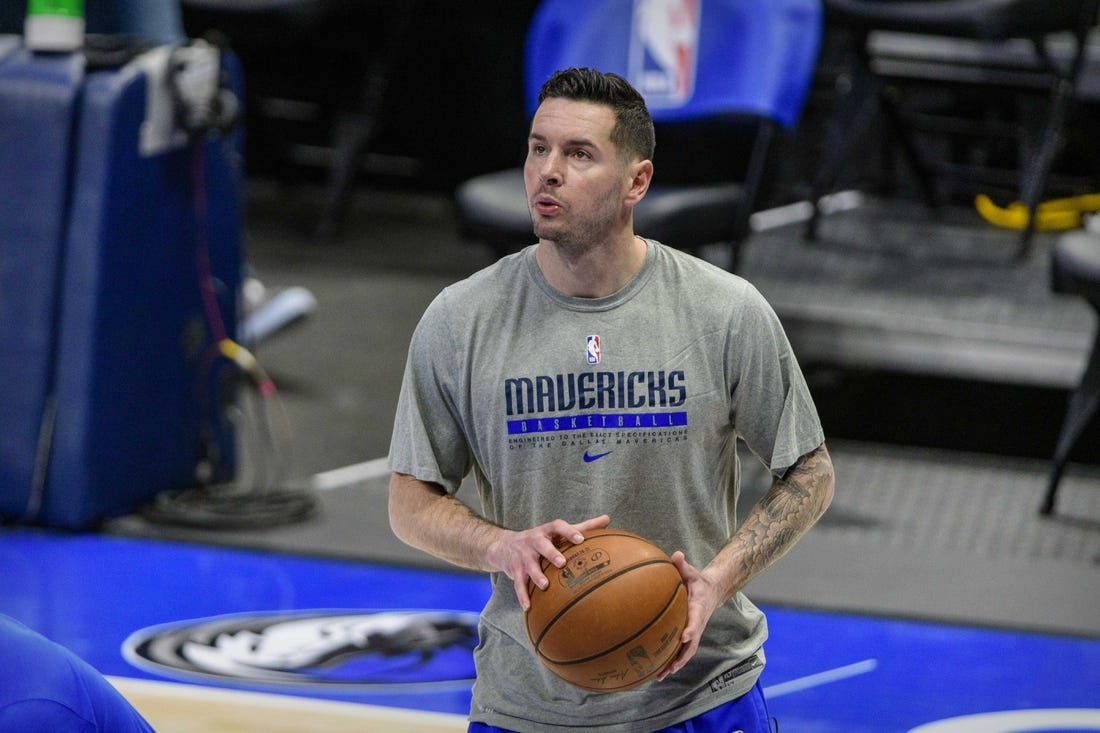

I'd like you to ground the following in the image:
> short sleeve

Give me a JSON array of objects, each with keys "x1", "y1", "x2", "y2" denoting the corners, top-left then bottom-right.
[
  {"x1": 388, "y1": 291, "x2": 473, "y2": 493},
  {"x1": 728, "y1": 283, "x2": 824, "y2": 476}
]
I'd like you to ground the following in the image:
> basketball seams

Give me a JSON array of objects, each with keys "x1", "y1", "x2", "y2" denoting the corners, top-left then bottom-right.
[
  {"x1": 530, "y1": 559, "x2": 677, "y2": 660},
  {"x1": 536, "y1": 576, "x2": 682, "y2": 669},
  {"x1": 530, "y1": 557, "x2": 671, "y2": 650},
  {"x1": 523, "y1": 529, "x2": 688, "y2": 691}
]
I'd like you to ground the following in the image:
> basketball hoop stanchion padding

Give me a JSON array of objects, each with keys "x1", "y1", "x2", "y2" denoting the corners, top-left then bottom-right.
[
  {"x1": 524, "y1": 529, "x2": 688, "y2": 692},
  {"x1": 0, "y1": 37, "x2": 242, "y2": 528}
]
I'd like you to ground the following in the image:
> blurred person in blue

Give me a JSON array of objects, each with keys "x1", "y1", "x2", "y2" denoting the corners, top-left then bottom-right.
[{"x1": 0, "y1": 613, "x2": 156, "y2": 732}]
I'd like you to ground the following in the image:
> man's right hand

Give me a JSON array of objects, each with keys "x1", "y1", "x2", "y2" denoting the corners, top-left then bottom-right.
[{"x1": 487, "y1": 514, "x2": 611, "y2": 610}]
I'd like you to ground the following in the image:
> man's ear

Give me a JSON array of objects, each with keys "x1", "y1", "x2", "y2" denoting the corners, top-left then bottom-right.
[{"x1": 625, "y1": 159, "x2": 654, "y2": 205}]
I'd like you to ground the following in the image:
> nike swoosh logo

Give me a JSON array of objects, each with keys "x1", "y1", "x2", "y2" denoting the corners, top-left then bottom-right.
[{"x1": 583, "y1": 450, "x2": 613, "y2": 463}]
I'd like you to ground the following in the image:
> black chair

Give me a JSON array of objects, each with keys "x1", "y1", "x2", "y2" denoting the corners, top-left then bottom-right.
[
  {"x1": 1041, "y1": 230, "x2": 1100, "y2": 515},
  {"x1": 180, "y1": 0, "x2": 416, "y2": 241},
  {"x1": 454, "y1": 0, "x2": 824, "y2": 270},
  {"x1": 805, "y1": 0, "x2": 1100, "y2": 256}
]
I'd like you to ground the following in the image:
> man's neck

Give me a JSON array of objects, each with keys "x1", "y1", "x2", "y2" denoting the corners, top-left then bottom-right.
[{"x1": 535, "y1": 234, "x2": 648, "y2": 299}]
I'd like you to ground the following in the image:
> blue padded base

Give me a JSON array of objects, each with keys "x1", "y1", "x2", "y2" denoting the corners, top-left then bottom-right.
[{"x1": 0, "y1": 40, "x2": 243, "y2": 528}]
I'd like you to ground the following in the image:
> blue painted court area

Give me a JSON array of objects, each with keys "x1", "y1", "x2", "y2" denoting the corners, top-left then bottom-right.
[
  {"x1": 763, "y1": 607, "x2": 1100, "y2": 731},
  {"x1": 2, "y1": 528, "x2": 1098, "y2": 731}
]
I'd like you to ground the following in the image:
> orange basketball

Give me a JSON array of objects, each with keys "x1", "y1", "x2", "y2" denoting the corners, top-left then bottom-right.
[{"x1": 524, "y1": 528, "x2": 688, "y2": 692}]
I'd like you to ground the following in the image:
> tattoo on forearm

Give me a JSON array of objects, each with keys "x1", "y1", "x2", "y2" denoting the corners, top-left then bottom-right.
[{"x1": 730, "y1": 445, "x2": 834, "y2": 588}]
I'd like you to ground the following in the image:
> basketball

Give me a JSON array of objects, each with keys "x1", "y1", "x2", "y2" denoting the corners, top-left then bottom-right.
[{"x1": 524, "y1": 528, "x2": 688, "y2": 692}]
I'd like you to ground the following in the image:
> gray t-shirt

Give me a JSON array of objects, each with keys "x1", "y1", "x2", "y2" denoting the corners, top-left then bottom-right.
[{"x1": 389, "y1": 241, "x2": 824, "y2": 732}]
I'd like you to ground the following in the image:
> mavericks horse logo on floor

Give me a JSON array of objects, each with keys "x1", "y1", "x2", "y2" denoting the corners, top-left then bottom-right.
[{"x1": 123, "y1": 609, "x2": 479, "y2": 688}]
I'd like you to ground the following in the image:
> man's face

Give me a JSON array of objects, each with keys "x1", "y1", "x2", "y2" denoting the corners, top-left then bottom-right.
[{"x1": 524, "y1": 98, "x2": 635, "y2": 251}]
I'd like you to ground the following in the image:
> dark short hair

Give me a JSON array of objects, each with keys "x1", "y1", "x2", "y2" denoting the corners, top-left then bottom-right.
[{"x1": 537, "y1": 67, "x2": 656, "y2": 163}]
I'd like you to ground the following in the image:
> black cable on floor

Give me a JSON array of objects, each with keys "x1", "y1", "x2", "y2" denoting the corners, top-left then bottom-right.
[{"x1": 138, "y1": 483, "x2": 317, "y2": 530}]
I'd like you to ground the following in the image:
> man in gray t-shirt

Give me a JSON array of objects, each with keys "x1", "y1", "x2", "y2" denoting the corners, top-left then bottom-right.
[{"x1": 389, "y1": 68, "x2": 834, "y2": 733}]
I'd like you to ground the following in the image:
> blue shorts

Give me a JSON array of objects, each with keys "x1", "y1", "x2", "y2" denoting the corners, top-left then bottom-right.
[{"x1": 468, "y1": 680, "x2": 773, "y2": 733}]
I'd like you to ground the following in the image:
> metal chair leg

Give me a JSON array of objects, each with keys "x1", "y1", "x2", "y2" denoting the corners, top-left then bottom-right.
[
  {"x1": 806, "y1": 38, "x2": 879, "y2": 241},
  {"x1": 314, "y1": 0, "x2": 417, "y2": 242},
  {"x1": 1016, "y1": 27, "x2": 1091, "y2": 259},
  {"x1": 1016, "y1": 77, "x2": 1074, "y2": 259},
  {"x1": 1041, "y1": 320, "x2": 1100, "y2": 514}
]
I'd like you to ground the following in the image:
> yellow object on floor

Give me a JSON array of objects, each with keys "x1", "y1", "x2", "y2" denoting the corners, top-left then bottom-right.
[{"x1": 974, "y1": 193, "x2": 1100, "y2": 231}]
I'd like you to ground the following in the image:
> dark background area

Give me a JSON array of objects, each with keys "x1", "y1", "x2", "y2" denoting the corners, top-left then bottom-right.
[
  {"x1": 808, "y1": 369, "x2": 1100, "y2": 465},
  {"x1": 180, "y1": 4, "x2": 1100, "y2": 201},
  {"x1": 181, "y1": 2, "x2": 540, "y2": 191}
]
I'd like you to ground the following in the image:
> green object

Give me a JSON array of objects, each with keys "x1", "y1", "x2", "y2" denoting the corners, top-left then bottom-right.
[
  {"x1": 26, "y1": 0, "x2": 85, "y2": 18},
  {"x1": 24, "y1": 0, "x2": 85, "y2": 51}
]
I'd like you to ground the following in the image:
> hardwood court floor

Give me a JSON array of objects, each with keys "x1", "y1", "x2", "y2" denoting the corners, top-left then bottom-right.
[{"x1": 108, "y1": 677, "x2": 466, "y2": 733}]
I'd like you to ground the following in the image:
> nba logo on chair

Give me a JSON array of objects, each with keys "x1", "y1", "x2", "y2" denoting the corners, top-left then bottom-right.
[{"x1": 629, "y1": 0, "x2": 700, "y2": 108}]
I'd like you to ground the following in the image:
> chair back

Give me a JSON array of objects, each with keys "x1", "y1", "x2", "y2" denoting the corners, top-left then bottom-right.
[
  {"x1": 822, "y1": 0, "x2": 1100, "y2": 39},
  {"x1": 523, "y1": 0, "x2": 823, "y2": 128}
]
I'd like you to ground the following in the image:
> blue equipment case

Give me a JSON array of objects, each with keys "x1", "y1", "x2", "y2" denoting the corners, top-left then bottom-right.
[{"x1": 0, "y1": 35, "x2": 242, "y2": 529}]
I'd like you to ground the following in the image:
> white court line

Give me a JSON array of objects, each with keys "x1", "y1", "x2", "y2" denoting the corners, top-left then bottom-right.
[
  {"x1": 311, "y1": 456, "x2": 391, "y2": 491},
  {"x1": 748, "y1": 190, "x2": 865, "y2": 232},
  {"x1": 907, "y1": 709, "x2": 1100, "y2": 732},
  {"x1": 763, "y1": 658, "x2": 878, "y2": 699}
]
